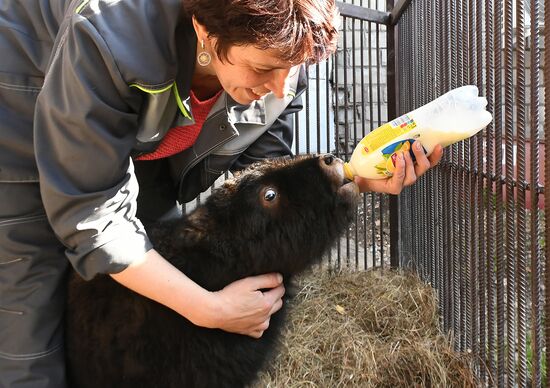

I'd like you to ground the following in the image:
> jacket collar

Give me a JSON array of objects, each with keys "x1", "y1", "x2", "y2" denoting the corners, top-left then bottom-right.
[
  {"x1": 174, "y1": 19, "x2": 197, "y2": 122},
  {"x1": 226, "y1": 96, "x2": 266, "y2": 125},
  {"x1": 224, "y1": 65, "x2": 307, "y2": 126}
]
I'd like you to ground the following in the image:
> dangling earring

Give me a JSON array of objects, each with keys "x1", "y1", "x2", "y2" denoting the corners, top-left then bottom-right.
[{"x1": 197, "y1": 40, "x2": 211, "y2": 67}]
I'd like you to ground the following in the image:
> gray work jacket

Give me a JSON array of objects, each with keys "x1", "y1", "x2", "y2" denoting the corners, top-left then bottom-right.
[{"x1": 1, "y1": 0, "x2": 305, "y2": 279}]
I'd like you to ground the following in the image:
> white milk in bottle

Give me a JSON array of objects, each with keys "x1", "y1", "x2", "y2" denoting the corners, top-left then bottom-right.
[{"x1": 343, "y1": 85, "x2": 493, "y2": 180}]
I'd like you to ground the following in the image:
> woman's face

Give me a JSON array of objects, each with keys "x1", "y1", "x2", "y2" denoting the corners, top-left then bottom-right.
[{"x1": 207, "y1": 43, "x2": 301, "y2": 105}]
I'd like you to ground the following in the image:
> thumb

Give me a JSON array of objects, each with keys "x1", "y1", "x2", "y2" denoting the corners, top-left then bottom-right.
[{"x1": 388, "y1": 152, "x2": 406, "y2": 186}]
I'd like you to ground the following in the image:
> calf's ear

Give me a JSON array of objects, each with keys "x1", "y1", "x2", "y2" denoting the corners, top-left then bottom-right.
[
  {"x1": 173, "y1": 225, "x2": 207, "y2": 248},
  {"x1": 172, "y1": 207, "x2": 209, "y2": 248}
]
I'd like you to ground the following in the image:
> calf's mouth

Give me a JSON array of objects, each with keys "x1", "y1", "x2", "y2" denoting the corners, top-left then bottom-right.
[{"x1": 318, "y1": 154, "x2": 360, "y2": 202}]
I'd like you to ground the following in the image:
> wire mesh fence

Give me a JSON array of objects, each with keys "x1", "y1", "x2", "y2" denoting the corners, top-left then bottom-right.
[
  {"x1": 297, "y1": 0, "x2": 548, "y2": 386},
  {"x1": 188, "y1": 1, "x2": 547, "y2": 386},
  {"x1": 393, "y1": 0, "x2": 547, "y2": 386}
]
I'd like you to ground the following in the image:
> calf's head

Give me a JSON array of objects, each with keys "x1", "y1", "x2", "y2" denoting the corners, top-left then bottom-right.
[{"x1": 159, "y1": 154, "x2": 360, "y2": 283}]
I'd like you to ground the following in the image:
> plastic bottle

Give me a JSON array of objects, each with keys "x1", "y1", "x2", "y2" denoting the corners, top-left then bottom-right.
[{"x1": 343, "y1": 85, "x2": 493, "y2": 180}]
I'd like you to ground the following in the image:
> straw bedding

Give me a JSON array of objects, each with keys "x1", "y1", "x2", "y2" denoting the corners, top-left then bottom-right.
[{"x1": 254, "y1": 269, "x2": 478, "y2": 387}]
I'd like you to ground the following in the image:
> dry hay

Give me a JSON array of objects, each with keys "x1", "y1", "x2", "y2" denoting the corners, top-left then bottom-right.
[{"x1": 254, "y1": 269, "x2": 478, "y2": 388}]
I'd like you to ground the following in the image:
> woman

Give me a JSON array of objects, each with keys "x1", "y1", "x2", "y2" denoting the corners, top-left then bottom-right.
[{"x1": 0, "y1": 0, "x2": 442, "y2": 387}]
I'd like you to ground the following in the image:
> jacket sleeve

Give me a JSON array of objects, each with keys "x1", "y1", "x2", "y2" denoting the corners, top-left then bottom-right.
[
  {"x1": 230, "y1": 94, "x2": 303, "y2": 171},
  {"x1": 34, "y1": 14, "x2": 152, "y2": 280}
]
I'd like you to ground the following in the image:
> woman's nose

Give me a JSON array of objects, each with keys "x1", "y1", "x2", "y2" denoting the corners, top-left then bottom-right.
[{"x1": 264, "y1": 68, "x2": 291, "y2": 98}]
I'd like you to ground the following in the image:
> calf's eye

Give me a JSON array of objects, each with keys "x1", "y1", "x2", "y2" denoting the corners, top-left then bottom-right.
[{"x1": 264, "y1": 189, "x2": 277, "y2": 201}]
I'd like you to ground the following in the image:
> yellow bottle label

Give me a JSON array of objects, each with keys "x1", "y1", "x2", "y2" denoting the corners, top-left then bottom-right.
[
  {"x1": 359, "y1": 114, "x2": 417, "y2": 155},
  {"x1": 374, "y1": 140, "x2": 412, "y2": 176}
]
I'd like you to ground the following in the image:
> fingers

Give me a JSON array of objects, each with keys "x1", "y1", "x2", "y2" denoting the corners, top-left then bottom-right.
[
  {"x1": 352, "y1": 142, "x2": 445, "y2": 196},
  {"x1": 245, "y1": 290, "x2": 281, "y2": 339},
  {"x1": 412, "y1": 141, "x2": 444, "y2": 172},
  {"x1": 428, "y1": 144, "x2": 444, "y2": 167},
  {"x1": 210, "y1": 272, "x2": 287, "y2": 339},
  {"x1": 247, "y1": 286, "x2": 284, "y2": 338},
  {"x1": 403, "y1": 151, "x2": 417, "y2": 186},
  {"x1": 250, "y1": 330, "x2": 264, "y2": 339},
  {"x1": 411, "y1": 141, "x2": 431, "y2": 178},
  {"x1": 355, "y1": 152, "x2": 407, "y2": 195},
  {"x1": 247, "y1": 272, "x2": 283, "y2": 290},
  {"x1": 384, "y1": 152, "x2": 406, "y2": 195},
  {"x1": 250, "y1": 317, "x2": 271, "y2": 339},
  {"x1": 406, "y1": 141, "x2": 445, "y2": 186},
  {"x1": 264, "y1": 288, "x2": 284, "y2": 315}
]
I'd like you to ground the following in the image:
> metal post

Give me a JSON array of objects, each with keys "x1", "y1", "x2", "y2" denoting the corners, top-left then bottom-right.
[
  {"x1": 544, "y1": 0, "x2": 550, "y2": 380},
  {"x1": 386, "y1": 0, "x2": 402, "y2": 268}
]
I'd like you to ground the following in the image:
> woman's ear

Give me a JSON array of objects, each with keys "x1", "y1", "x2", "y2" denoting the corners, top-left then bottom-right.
[
  {"x1": 191, "y1": 15, "x2": 218, "y2": 58},
  {"x1": 191, "y1": 15, "x2": 208, "y2": 44}
]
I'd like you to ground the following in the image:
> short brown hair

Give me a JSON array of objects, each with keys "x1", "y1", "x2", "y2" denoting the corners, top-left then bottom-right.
[{"x1": 183, "y1": 0, "x2": 340, "y2": 65}]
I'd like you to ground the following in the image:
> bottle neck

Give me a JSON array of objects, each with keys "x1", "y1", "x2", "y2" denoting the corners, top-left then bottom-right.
[{"x1": 343, "y1": 162, "x2": 355, "y2": 180}]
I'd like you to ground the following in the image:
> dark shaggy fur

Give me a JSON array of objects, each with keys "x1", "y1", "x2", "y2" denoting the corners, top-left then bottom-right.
[{"x1": 66, "y1": 154, "x2": 359, "y2": 388}]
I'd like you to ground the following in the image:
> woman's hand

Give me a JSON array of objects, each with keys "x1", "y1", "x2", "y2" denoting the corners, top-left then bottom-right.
[
  {"x1": 110, "y1": 250, "x2": 284, "y2": 340},
  {"x1": 354, "y1": 141, "x2": 444, "y2": 195},
  {"x1": 205, "y1": 273, "x2": 285, "y2": 338}
]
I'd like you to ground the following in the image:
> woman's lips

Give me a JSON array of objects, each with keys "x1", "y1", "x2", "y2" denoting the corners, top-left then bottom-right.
[{"x1": 246, "y1": 88, "x2": 262, "y2": 101}]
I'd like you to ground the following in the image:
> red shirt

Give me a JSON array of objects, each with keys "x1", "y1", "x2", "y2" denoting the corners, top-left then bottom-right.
[{"x1": 135, "y1": 89, "x2": 223, "y2": 160}]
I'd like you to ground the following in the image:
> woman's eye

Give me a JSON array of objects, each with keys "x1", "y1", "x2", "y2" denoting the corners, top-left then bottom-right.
[{"x1": 264, "y1": 189, "x2": 277, "y2": 201}]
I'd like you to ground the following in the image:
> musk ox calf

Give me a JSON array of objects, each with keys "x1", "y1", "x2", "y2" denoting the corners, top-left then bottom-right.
[{"x1": 66, "y1": 154, "x2": 360, "y2": 388}]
